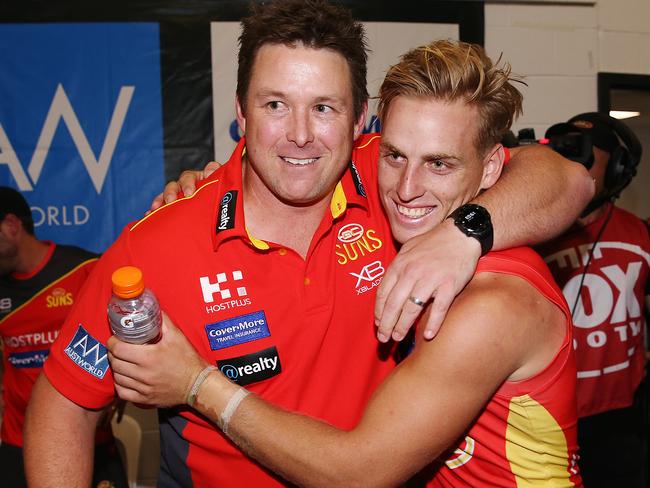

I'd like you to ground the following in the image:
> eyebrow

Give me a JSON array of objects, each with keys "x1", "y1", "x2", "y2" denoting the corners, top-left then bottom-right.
[
  {"x1": 379, "y1": 141, "x2": 402, "y2": 154},
  {"x1": 254, "y1": 90, "x2": 346, "y2": 106},
  {"x1": 379, "y1": 141, "x2": 461, "y2": 163}
]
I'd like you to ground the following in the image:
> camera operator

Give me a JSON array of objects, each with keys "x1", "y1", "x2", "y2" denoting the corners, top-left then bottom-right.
[{"x1": 536, "y1": 112, "x2": 649, "y2": 487}]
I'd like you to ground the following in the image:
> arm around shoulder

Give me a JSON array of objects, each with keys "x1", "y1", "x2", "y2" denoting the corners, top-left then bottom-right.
[
  {"x1": 475, "y1": 144, "x2": 594, "y2": 248},
  {"x1": 24, "y1": 373, "x2": 102, "y2": 488}
]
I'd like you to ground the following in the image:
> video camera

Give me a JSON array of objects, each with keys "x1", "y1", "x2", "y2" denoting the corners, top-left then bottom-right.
[{"x1": 502, "y1": 127, "x2": 595, "y2": 168}]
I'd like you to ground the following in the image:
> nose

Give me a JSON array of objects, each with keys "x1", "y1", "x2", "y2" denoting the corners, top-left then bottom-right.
[
  {"x1": 396, "y1": 163, "x2": 425, "y2": 202},
  {"x1": 286, "y1": 108, "x2": 314, "y2": 147}
]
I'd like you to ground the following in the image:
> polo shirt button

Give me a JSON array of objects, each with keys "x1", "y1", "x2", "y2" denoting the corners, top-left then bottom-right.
[
  {"x1": 304, "y1": 277, "x2": 311, "y2": 286},
  {"x1": 278, "y1": 248, "x2": 287, "y2": 256}
]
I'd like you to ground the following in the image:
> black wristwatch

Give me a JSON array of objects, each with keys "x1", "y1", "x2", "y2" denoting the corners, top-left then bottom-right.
[{"x1": 447, "y1": 204, "x2": 494, "y2": 256}]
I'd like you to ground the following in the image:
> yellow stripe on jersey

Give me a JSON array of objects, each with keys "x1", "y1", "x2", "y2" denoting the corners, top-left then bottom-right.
[
  {"x1": 129, "y1": 178, "x2": 221, "y2": 233},
  {"x1": 355, "y1": 134, "x2": 381, "y2": 150},
  {"x1": 505, "y1": 395, "x2": 575, "y2": 487},
  {"x1": 0, "y1": 258, "x2": 98, "y2": 324}
]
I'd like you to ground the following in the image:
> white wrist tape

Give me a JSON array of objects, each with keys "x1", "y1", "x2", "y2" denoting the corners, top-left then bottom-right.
[
  {"x1": 220, "y1": 387, "x2": 250, "y2": 435},
  {"x1": 187, "y1": 366, "x2": 216, "y2": 407}
]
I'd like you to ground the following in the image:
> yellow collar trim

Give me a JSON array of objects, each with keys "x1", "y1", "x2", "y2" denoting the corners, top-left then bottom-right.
[
  {"x1": 246, "y1": 227, "x2": 270, "y2": 250},
  {"x1": 330, "y1": 181, "x2": 347, "y2": 218}
]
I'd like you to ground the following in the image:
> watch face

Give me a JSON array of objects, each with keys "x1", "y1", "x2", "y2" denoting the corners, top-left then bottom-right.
[
  {"x1": 459, "y1": 206, "x2": 489, "y2": 234},
  {"x1": 451, "y1": 204, "x2": 493, "y2": 256}
]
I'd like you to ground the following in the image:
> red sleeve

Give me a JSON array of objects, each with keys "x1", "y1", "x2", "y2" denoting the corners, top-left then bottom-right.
[
  {"x1": 503, "y1": 146, "x2": 511, "y2": 165},
  {"x1": 44, "y1": 227, "x2": 134, "y2": 409}
]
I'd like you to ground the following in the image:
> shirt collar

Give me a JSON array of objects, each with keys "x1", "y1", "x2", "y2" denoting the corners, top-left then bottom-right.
[{"x1": 213, "y1": 137, "x2": 370, "y2": 250}]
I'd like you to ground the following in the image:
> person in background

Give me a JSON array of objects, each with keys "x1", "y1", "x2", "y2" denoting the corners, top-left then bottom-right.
[
  {"x1": 109, "y1": 39, "x2": 583, "y2": 487},
  {"x1": 0, "y1": 187, "x2": 127, "y2": 488},
  {"x1": 537, "y1": 113, "x2": 648, "y2": 487},
  {"x1": 24, "y1": 1, "x2": 592, "y2": 486}
]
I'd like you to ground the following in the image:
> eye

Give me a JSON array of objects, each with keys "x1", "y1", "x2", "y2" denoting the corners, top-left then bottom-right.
[
  {"x1": 431, "y1": 159, "x2": 446, "y2": 169},
  {"x1": 266, "y1": 101, "x2": 284, "y2": 110},
  {"x1": 426, "y1": 159, "x2": 451, "y2": 174},
  {"x1": 315, "y1": 104, "x2": 333, "y2": 114},
  {"x1": 382, "y1": 151, "x2": 406, "y2": 164}
]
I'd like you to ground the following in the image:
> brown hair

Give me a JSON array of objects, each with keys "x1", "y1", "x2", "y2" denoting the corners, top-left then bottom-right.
[
  {"x1": 378, "y1": 39, "x2": 524, "y2": 153},
  {"x1": 237, "y1": 0, "x2": 369, "y2": 120}
]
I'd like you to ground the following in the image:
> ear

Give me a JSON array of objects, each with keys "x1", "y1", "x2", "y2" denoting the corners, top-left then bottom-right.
[
  {"x1": 0, "y1": 213, "x2": 23, "y2": 239},
  {"x1": 480, "y1": 144, "x2": 505, "y2": 191},
  {"x1": 352, "y1": 101, "x2": 369, "y2": 140},
  {"x1": 235, "y1": 96, "x2": 246, "y2": 134}
]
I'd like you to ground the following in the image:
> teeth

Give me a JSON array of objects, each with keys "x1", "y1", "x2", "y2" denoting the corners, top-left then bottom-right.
[
  {"x1": 396, "y1": 204, "x2": 433, "y2": 219},
  {"x1": 282, "y1": 157, "x2": 317, "y2": 166}
]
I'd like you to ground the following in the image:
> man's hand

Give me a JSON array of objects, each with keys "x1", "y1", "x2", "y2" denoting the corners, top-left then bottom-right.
[
  {"x1": 375, "y1": 218, "x2": 481, "y2": 342},
  {"x1": 148, "y1": 161, "x2": 222, "y2": 213},
  {"x1": 108, "y1": 312, "x2": 207, "y2": 407}
]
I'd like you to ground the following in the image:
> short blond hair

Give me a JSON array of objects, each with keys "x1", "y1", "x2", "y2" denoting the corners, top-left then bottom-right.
[{"x1": 378, "y1": 39, "x2": 524, "y2": 154}]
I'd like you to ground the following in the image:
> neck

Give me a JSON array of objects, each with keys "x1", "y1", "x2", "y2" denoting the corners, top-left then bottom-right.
[
  {"x1": 242, "y1": 165, "x2": 334, "y2": 259},
  {"x1": 577, "y1": 202, "x2": 611, "y2": 227},
  {"x1": 15, "y1": 236, "x2": 51, "y2": 275}
]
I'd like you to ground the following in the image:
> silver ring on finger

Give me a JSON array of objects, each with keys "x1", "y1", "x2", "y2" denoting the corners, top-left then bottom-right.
[{"x1": 408, "y1": 295, "x2": 426, "y2": 307}]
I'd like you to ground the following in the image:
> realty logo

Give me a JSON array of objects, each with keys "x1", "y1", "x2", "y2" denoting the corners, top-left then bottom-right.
[{"x1": 217, "y1": 346, "x2": 281, "y2": 386}]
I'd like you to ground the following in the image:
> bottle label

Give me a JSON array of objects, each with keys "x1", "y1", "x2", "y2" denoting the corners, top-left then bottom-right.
[{"x1": 120, "y1": 316, "x2": 136, "y2": 329}]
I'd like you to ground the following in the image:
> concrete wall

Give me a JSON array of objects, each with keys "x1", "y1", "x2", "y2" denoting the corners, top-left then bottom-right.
[{"x1": 486, "y1": 0, "x2": 650, "y2": 218}]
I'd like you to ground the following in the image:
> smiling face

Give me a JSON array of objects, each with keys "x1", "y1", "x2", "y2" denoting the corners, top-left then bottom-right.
[
  {"x1": 237, "y1": 42, "x2": 367, "y2": 209},
  {"x1": 378, "y1": 96, "x2": 503, "y2": 244}
]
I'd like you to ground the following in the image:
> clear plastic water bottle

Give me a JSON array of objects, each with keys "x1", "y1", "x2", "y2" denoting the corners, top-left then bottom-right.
[{"x1": 107, "y1": 266, "x2": 162, "y2": 344}]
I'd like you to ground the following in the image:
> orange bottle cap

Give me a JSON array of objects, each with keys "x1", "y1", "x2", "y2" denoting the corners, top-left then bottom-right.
[{"x1": 111, "y1": 266, "x2": 145, "y2": 298}]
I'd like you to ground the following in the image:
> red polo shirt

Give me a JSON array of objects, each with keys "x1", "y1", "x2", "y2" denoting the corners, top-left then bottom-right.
[
  {"x1": 0, "y1": 243, "x2": 99, "y2": 447},
  {"x1": 45, "y1": 134, "x2": 397, "y2": 486}
]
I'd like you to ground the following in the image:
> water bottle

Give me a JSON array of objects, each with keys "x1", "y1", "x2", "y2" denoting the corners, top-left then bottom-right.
[{"x1": 107, "y1": 266, "x2": 162, "y2": 344}]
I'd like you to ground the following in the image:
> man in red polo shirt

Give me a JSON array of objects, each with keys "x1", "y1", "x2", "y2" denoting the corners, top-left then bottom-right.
[
  {"x1": 25, "y1": 1, "x2": 592, "y2": 486},
  {"x1": 0, "y1": 187, "x2": 127, "y2": 488}
]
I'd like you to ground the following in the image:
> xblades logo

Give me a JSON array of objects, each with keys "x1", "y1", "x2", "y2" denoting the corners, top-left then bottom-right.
[
  {"x1": 217, "y1": 346, "x2": 281, "y2": 386},
  {"x1": 0, "y1": 84, "x2": 134, "y2": 194},
  {"x1": 350, "y1": 260, "x2": 385, "y2": 288}
]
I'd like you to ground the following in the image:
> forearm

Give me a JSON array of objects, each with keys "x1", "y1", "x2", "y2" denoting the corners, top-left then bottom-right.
[
  {"x1": 473, "y1": 144, "x2": 594, "y2": 249},
  {"x1": 196, "y1": 375, "x2": 397, "y2": 488},
  {"x1": 24, "y1": 374, "x2": 101, "y2": 487}
]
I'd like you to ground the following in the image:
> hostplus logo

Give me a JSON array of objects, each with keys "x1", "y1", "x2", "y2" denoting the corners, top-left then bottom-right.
[{"x1": 200, "y1": 270, "x2": 251, "y2": 314}]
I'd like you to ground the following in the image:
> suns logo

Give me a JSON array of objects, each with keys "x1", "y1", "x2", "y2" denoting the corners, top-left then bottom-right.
[
  {"x1": 46, "y1": 287, "x2": 74, "y2": 308},
  {"x1": 335, "y1": 224, "x2": 383, "y2": 265}
]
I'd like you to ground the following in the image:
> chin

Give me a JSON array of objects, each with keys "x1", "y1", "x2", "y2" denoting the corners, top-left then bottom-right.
[{"x1": 390, "y1": 225, "x2": 420, "y2": 245}]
